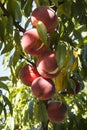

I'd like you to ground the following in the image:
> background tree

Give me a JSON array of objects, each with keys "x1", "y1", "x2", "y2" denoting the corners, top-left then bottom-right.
[{"x1": 0, "y1": 0, "x2": 87, "y2": 130}]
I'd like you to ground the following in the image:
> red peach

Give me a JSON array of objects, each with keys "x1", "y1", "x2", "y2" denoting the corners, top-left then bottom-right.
[
  {"x1": 19, "y1": 64, "x2": 40, "y2": 86},
  {"x1": 31, "y1": 6, "x2": 58, "y2": 33},
  {"x1": 31, "y1": 77, "x2": 55, "y2": 100},
  {"x1": 47, "y1": 101, "x2": 67, "y2": 123},
  {"x1": 36, "y1": 68, "x2": 60, "y2": 79},
  {"x1": 60, "y1": 78, "x2": 82, "y2": 95},
  {"x1": 69, "y1": 78, "x2": 81, "y2": 95},
  {"x1": 21, "y1": 28, "x2": 48, "y2": 56},
  {"x1": 37, "y1": 51, "x2": 59, "y2": 78}
]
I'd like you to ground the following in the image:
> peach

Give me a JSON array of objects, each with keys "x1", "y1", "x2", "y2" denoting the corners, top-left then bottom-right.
[
  {"x1": 60, "y1": 78, "x2": 82, "y2": 95},
  {"x1": 31, "y1": 6, "x2": 58, "y2": 33},
  {"x1": 19, "y1": 64, "x2": 40, "y2": 86},
  {"x1": 31, "y1": 77, "x2": 55, "y2": 100},
  {"x1": 37, "y1": 51, "x2": 59, "y2": 78},
  {"x1": 69, "y1": 78, "x2": 81, "y2": 95},
  {"x1": 21, "y1": 28, "x2": 48, "y2": 56},
  {"x1": 47, "y1": 101, "x2": 67, "y2": 123}
]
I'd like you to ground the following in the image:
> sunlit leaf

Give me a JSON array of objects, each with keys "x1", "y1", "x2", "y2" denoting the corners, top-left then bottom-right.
[
  {"x1": 36, "y1": 21, "x2": 47, "y2": 44},
  {"x1": 56, "y1": 42, "x2": 67, "y2": 68},
  {"x1": 55, "y1": 69, "x2": 68, "y2": 91}
]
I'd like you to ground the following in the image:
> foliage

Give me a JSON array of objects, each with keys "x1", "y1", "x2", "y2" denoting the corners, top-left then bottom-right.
[{"x1": 0, "y1": 0, "x2": 87, "y2": 130}]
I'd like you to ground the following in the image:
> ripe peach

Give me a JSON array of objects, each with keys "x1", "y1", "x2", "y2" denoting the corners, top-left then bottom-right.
[
  {"x1": 31, "y1": 6, "x2": 58, "y2": 33},
  {"x1": 47, "y1": 101, "x2": 67, "y2": 123},
  {"x1": 60, "y1": 78, "x2": 82, "y2": 95},
  {"x1": 37, "y1": 51, "x2": 59, "y2": 78},
  {"x1": 19, "y1": 64, "x2": 40, "y2": 86},
  {"x1": 21, "y1": 28, "x2": 48, "y2": 56},
  {"x1": 69, "y1": 78, "x2": 81, "y2": 95},
  {"x1": 31, "y1": 77, "x2": 55, "y2": 100}
]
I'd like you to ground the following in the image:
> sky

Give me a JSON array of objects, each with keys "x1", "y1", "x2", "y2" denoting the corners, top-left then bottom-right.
[{"x1": 0, "y1": 55, "x2": 10, "y2": 77}]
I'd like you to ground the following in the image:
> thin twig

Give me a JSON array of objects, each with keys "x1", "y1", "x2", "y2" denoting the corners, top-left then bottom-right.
[{"x1": 20, "y1": 54, "x2": 36, "y2": 67}]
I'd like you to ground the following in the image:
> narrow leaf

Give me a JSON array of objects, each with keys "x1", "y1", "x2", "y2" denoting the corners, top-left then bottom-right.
[
  {"x1": 0, "y1": 76, "x2": 10, "y2": 81},
  {"x1": 0, "y1": 20, "x2": 4, "y2": 40},
  {"x1": 38, "y1": 100, "x2": 48, "y2": 126},
  {"x1": 36, "y1": 21, "x2": 47, "y2": 44},
  {"x1": 6, "y1": 16, "x2": 13, "y2": 34},
  {"x1": 0, "y1": 82, "x2": 9, "y2": 92},
  {"x1": 3, "y1": 95, "x2": 13, "y2": 115},
  {"x1": 24, "y1": 0, "x2": 33, "y2": 17},
  {"x1": 28, "y1": 99, "x2": 34, "y2": 120},
  {"x1": 56, "y1": 43, "x2": 67, "y2": 68},
  {"x1": 3, "y1": 106, "x2": 7, "y2": 120},
  {"x1": 12, "y1": 1, "x2": 22, "y2": 22},
  {"x1": 0, "y1": 102, "x2": 3, "y2": 115},
  {"x1": 1, "y1": 42, "x2": 13, "y2": 54}
]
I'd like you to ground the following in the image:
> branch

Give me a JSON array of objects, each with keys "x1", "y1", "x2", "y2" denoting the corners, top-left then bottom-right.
[
  {"x1": 13, "y1": 21, "x2": 25, "y2": 33},
  {"x1": 0, "y1": 1, "x2": 25, "y2": 33},
  {"x1": 20, "y1": 53, "x2": 36, "y2": 67}
]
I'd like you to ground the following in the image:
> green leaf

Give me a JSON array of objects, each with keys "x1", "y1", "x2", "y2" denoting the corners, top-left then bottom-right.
[
  {"x1": 1, "y1": 42, "x2": 13, "y2": 54},
  {"x1": 38, "y1": 100, "x2": 48, "y2": 126},
  {"x1": 51, "y1": 0, "x2": 58, "y2": 6},
  {"x1": 25, "y1": 18, "x2": 30, "y2": 29},
  {"x1": 58, "y1": 1, "x2": 72, "y2": 17},
  {"x1": 73, "y1": 98, "x2": 83, "y2": 111},
  {"x1": 23, "y1": 108, "x2": 29, "y2": 125},
  {"x1": 3, "y1": 105, "x2": 7, "y2": 120},
  {"x1": 38, "y1": 0, "x2": 49, "y2": 6},
  {"x1": 36, "y1": 21, "x2": 47, "y2": 44},
  {"x1": 0, "y1": 82, "x2": 9, "y2": 92},
  {"x1": 7, "y1": 0, "x2": 22, "y2": 22},
  {"x1": 12, "y1": 1, "x2": 22, "y2": 22},
  {"x1": 14, "y1": 30, "x2": 21, "y2": 45},
  {"x1": 56, "y1": 42, "x2": 67, "y2": 68},
  {"x1": 24, "y1": 0, "x2": 33, "y2": 17},
  {"x1": 0, "y1": 102, "x2": 3, "y2": 115},
  {"x1": 0, "y1": 76, "x2": 10, "y2": 81},
  {"x1": 50, "y1": 30, "x2": 59, "y2": 50},
  {"x1": 34, "y1": 100, "x2": 48, "y2": 126},
  {"x1": 11, "y1": 50, "x2": 21, "y2": 67},
  {"x1": 6, "y1": 16, "x2": 13, "y2": 34},
  {"x1": 0, "y1": 20, "x2": 4, "y2": 40},
  {"x1": 28, "y1": 99, "x2": 34, "y2": 120},
  {"x1": 15, "y1": 61, "x2": 25, "y2": 78},
  {"x1": 3, "y1": 95, "x2": 13, "y2": 115},
  {"x1": 81, "y1": 44, "x2": 87, "y2": 68},
  {"x1": 53, "y1": 123, "x2": 61, "y2": 130},
  {"x1": 0, "y1": 90, "x2": 2, "y2": 96},
  {"x1": 10, "y1": 65, "x2": 17, "y2": 84}
]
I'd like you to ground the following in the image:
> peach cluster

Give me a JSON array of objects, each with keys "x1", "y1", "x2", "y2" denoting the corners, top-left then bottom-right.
[{"x1": 19, "y1": 6, "x2": 67, "y2": 123}]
